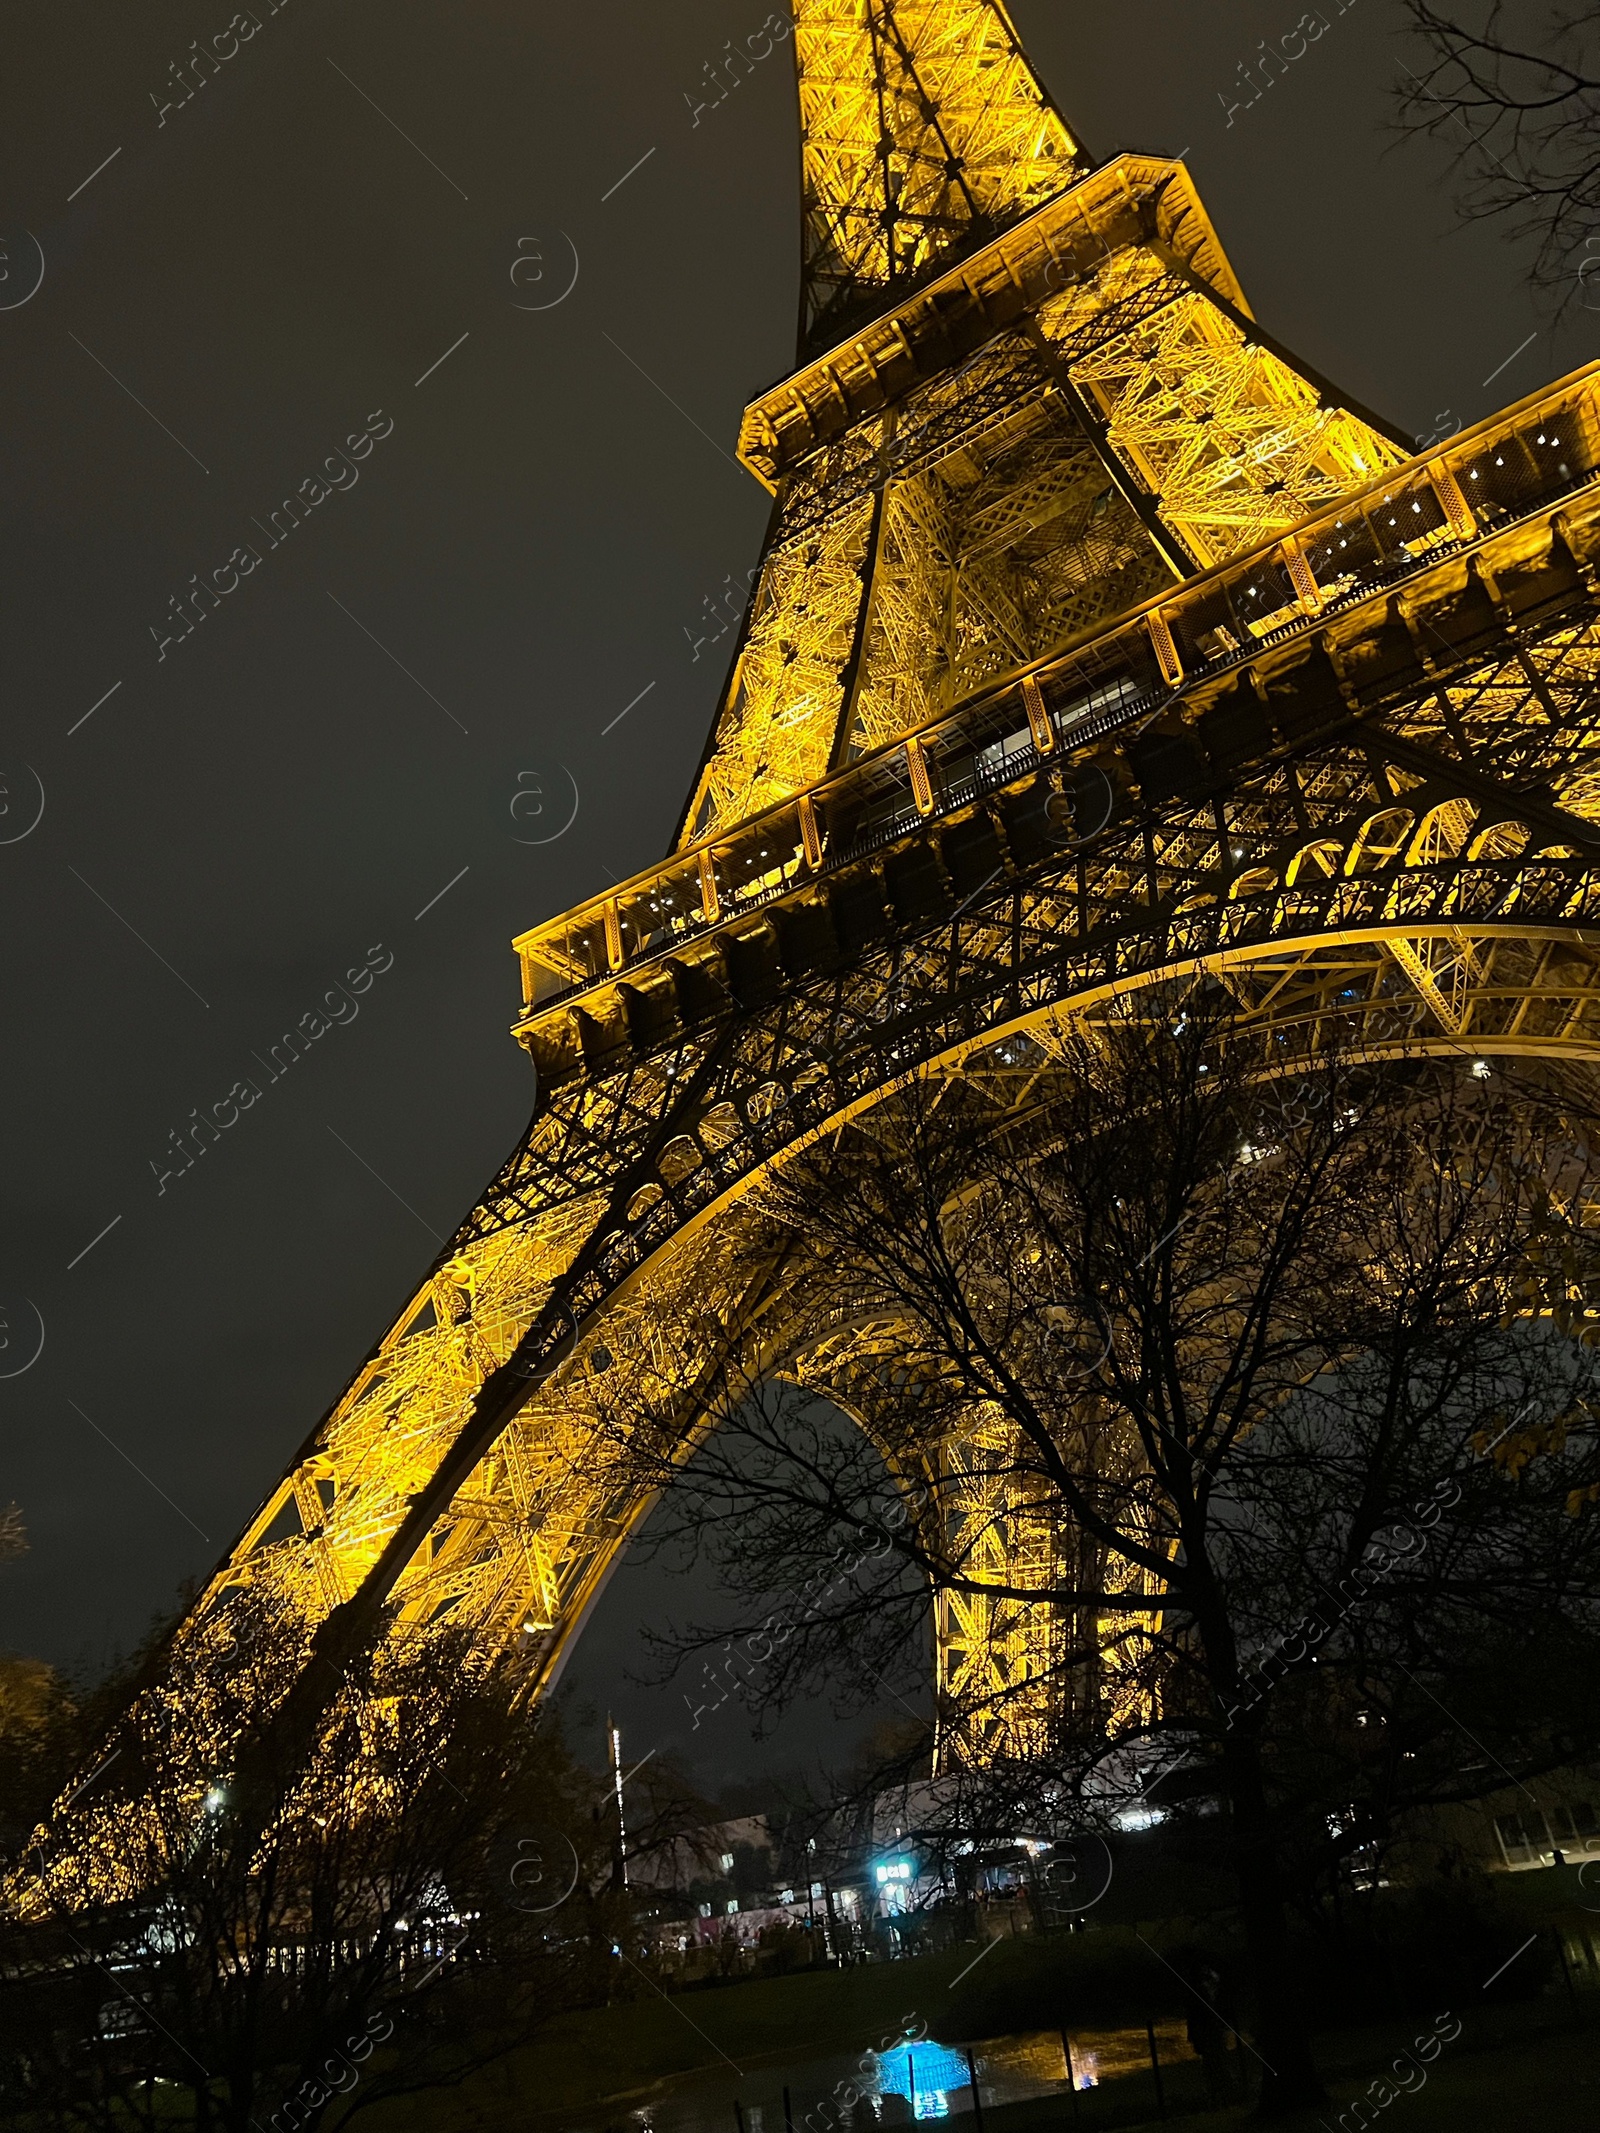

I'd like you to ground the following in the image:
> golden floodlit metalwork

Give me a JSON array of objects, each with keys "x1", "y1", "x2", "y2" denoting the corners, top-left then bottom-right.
[{"x1": 29, "y1": 0, "x2": 1600, "y2": 1893}]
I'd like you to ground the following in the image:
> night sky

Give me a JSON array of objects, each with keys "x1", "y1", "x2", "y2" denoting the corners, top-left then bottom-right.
[{"x1": 0, "y1": 0, "x2": 1591, "y2": 1791}]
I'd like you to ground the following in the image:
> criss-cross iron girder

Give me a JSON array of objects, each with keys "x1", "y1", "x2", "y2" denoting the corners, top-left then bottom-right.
[{"x1": 794, "y1": 0, "x2": 1088, "y2": 355}]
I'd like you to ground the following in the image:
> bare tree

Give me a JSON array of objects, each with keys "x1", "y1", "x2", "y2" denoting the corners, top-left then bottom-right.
[
  {"x1": 612, "y1": 988, "x2": 1600, "y2": 2114},
  {"x1": 1397, "y1": 1, "x2": 1600, "y2": 314},
  {"x1": 0, "y1": 1602, "x2": 615, "y2": 2133},
  {"x1": 0, "y1": 1508, "x2": 80, "y2": 1875},
  {"x1": 0, "y1": 1656, "x2": 76, "y2": 1874}
]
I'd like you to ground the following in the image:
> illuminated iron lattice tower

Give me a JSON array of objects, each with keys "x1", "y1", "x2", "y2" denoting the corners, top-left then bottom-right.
[{"x1": 49, "y1": 1, "x2": 1600, "y2": 1838}]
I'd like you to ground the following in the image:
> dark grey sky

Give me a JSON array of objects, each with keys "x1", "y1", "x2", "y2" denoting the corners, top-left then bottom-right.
[{"x1": 0, "y1": 0, "x2": 1590, "y2": 1785}]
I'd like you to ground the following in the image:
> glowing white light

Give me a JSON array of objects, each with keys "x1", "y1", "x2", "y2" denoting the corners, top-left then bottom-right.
[{"x1": 1114, "y1": 1804, "x2": 1166, "y2": 1831}]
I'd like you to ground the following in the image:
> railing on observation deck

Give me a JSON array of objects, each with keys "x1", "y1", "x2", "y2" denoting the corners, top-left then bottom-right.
[{"x1": 513, "y1": 367, "x2": 1600, "y2": 1030}]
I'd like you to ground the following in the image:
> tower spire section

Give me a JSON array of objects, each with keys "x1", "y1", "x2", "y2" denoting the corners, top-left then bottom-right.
[
  {"x1": 675, "y1": 1, "x2": 1404, "y2": 850},
  {"x1": 796, "y1": 0, "x2": 1088, "y2": 355}
]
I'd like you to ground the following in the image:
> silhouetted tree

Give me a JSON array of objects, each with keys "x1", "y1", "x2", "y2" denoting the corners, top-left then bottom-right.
[
  {"x1": 0, "y1": 1604, "x2": 613, "y2": 2133},
  {"x1": 1397, "y1": 2, "x2": 1600, "y2": 313},
  {"x1": 612, "y1": 988, "x2": 1600, "y2": 2114}
]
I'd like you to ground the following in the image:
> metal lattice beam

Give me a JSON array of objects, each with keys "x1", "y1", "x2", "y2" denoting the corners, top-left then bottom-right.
[{"x1": 795, "y1": 0, "x2": 1087, "y2": 352}]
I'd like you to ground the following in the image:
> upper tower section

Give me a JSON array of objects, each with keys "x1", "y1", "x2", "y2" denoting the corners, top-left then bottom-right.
[
  {"x1": 666, "y1": 1, "x2": 1408, "y2": 851},
  {"x1": 796, "y1": 0, "x2": 1089, "y2": 357}
]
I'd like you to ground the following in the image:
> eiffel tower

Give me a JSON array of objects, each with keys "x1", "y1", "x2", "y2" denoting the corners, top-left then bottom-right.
[{"x1": 40, "y1": 1, "x2": 1600, "y2": 1882}]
